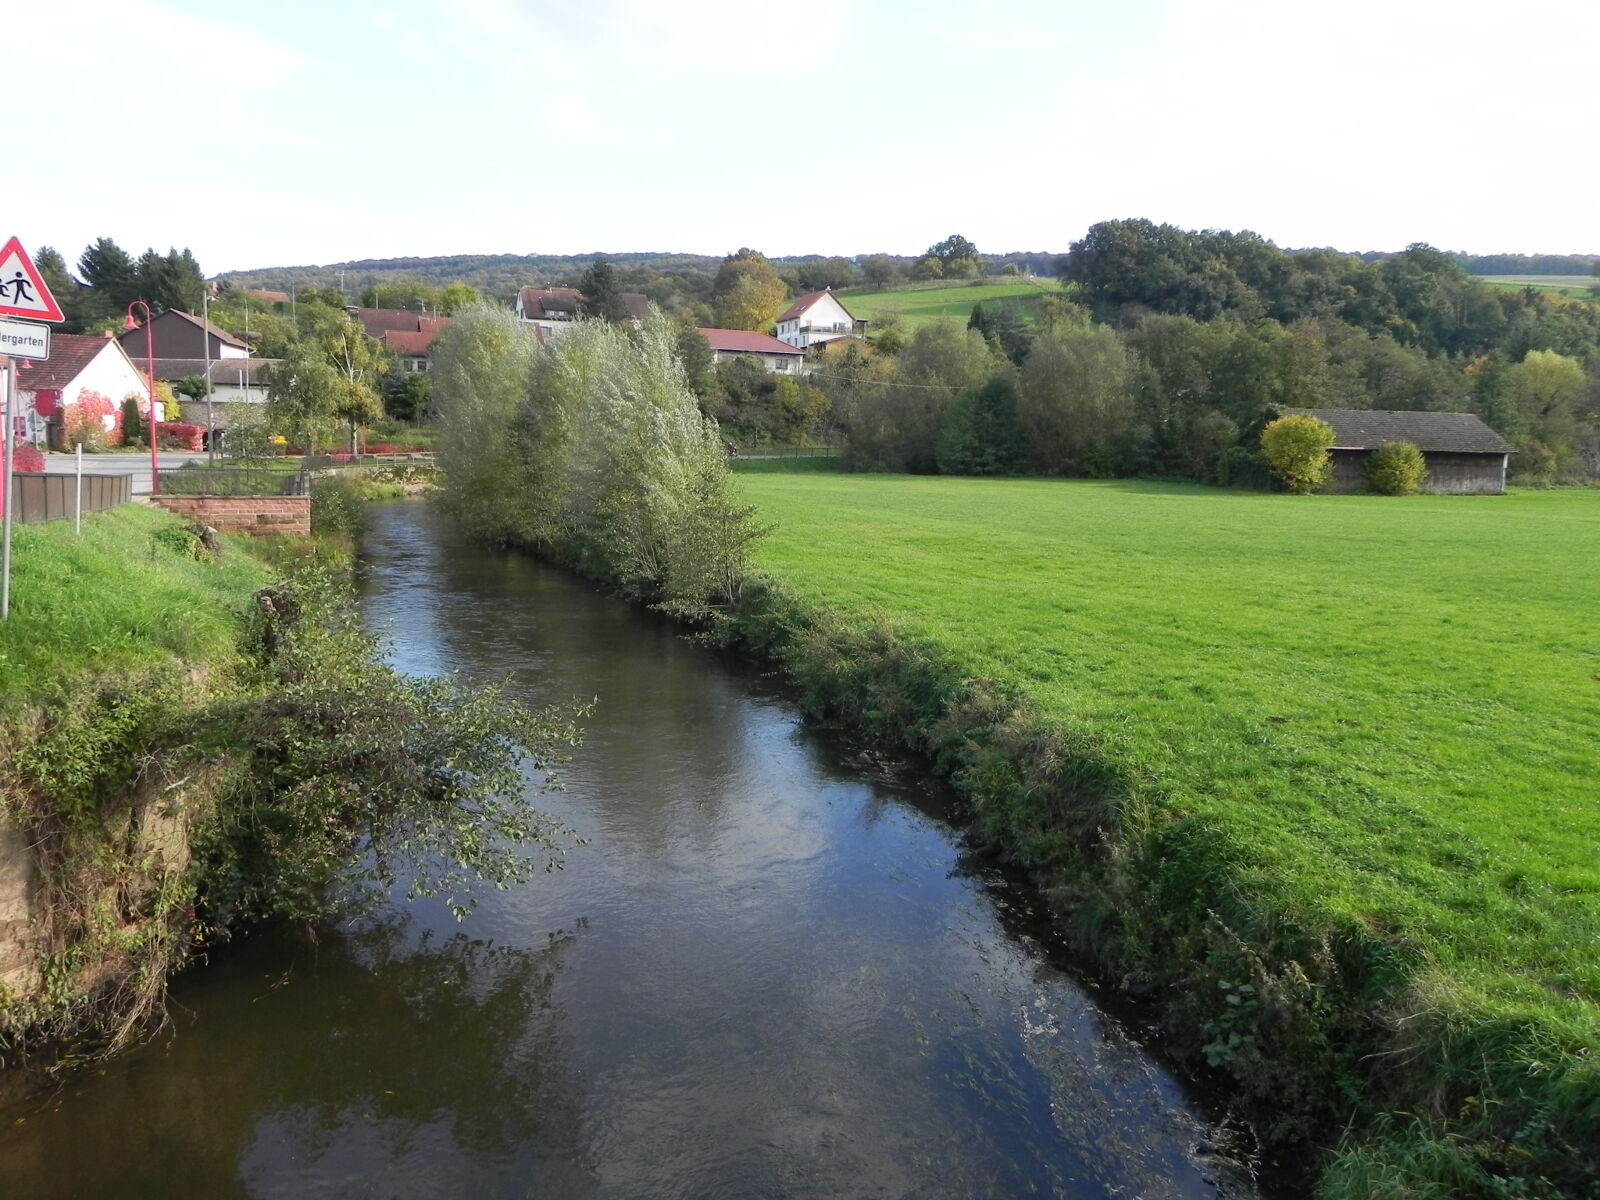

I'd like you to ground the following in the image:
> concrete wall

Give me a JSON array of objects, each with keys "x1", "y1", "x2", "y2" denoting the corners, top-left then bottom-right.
[{"x1": 151, "y1": 495, "x2": 310, "y2": 536}]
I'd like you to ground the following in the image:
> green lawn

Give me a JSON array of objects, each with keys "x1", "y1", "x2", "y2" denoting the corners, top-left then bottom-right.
[
  {"x1": 837, "y1": 279, "x2": 1065, "y2": 329},
  {"x1": 738, "y1": 475, "x2": 1600, "y2": 1011},
  {"x1": 1474, "y1": 273, "x2": 1596, "y2": 298}
]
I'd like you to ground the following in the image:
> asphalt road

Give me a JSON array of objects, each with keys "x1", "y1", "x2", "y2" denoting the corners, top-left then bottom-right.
[{"x1": 35, "y1": 451, "x2": 209, "y2": 496}]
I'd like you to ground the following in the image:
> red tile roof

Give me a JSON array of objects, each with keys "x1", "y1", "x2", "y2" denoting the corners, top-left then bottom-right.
[
  {"x1": 20, "y1": 333, "x2": 141, "y2": 391},
  {"x1": 356, "y1": 307, "x2": 437, "y2": 338},
  {"x1": 247, "y1": 289, "x2": 291, "y2": 304},
  {"x1": 698, "y1": 328, "x2": 804, "y2": 355},
  {"x1": 382, "y1": 328, "x2": 443, "y2": 355}
]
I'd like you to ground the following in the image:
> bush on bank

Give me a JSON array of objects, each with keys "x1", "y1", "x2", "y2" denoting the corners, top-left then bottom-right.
[{"x1": 0, "y1": 507, "x2": 580, "y2": 1062}]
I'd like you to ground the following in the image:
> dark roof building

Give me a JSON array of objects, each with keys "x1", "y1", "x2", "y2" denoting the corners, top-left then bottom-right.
[
  {"x1": 118, "y1": 309, "x2": 249, "y2": 361},
  {"x1": 1290, "y1": 408, "x2": 1514, "y2": 495}
]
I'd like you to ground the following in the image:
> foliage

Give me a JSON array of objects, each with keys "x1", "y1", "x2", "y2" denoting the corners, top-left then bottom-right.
[
  {"x1": 1017, "y1": 323, "x2": 1136, "y2": 476},
  {"x1": 1261, "y1": 415, "x2": 1334, "y2": 493},
  {"x1": 676, "y1": 323, "x2": 716, "y2": 399},
  {"x1": 968, "y1": 300, "x2": 1034, "y2": 364},
  {"x1": 62, "y1": 392, "x2": 112, "y2": 452},
  {"x1": 430, "y1": 303, "x2": 542, "y2": 546},
  {"x1": 791, "y1": 257, "x2": 857, "y2": 292},
  {"x1": 155, "y1": 422, "x2": 204, "y2": 451},
  {"x1": 578, "y1": 256, "x2": 630, "y2": 322},
  {"x1": 11, "y1": 442, "x2": 45, "y2": 473},
  {"x1": 936, "y1": 373, "x2": 1027, "y2": 475},
  {"x1": 737, "y1": 474, "x2": 1600, "y2": 1200},
  {"x1": 1364, "y1": 441, "x2": 1428, "y2": 495},
  {"x1": 308, "y1": 475, "x2": 367, "y2": 539},
  {"x1": 860, "y1": 255, "x2": 903, "y2": 289},
  {"x1": 119, "y1": 396, "x2": 145, "y2": 447},
  {"x1": 378, "y1": 368, "x2": 432, "y2": 423},
  {"x1": 712, "y1": 248, "x2": 788, "y2": 331},
  {"x1": 925, "y1": 233, "x2": 981, "y2": 278}
]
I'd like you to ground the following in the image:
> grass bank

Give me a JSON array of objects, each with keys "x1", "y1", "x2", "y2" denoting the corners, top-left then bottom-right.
[{"x1": 731, "y1": 472, "x2": 1600, "y2": 1196}]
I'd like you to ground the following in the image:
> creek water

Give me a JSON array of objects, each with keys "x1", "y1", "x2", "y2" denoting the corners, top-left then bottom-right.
[{"x1": 0, "y1": 502, "x2": 1257, "y2": 1199}]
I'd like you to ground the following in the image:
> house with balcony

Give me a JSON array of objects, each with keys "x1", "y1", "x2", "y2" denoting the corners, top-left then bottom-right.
[{"x1": 775, "y1": 289, "x2": 867, "y2": 350}]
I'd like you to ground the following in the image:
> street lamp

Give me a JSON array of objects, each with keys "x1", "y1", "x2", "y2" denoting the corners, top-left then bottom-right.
[
  {"x1": 123, "y1": 301, "x2": 159, "y2": 496},
  {"x1": 201, "y1": 288, "x2": 216, "y2": 465}
]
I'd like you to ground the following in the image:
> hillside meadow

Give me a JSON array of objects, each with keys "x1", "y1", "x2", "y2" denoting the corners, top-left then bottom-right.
[
  {"x1": 737, "y1": 471, "x2": 1600, "y2": 1186},
  {"x1": 837, "y1": 278, "x2": 1063, "y2": 328},
  {"x1": 1474, "y1": 273, "x2": 1596, "y2": 298}
]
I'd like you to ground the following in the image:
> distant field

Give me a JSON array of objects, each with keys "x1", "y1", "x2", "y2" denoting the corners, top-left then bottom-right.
[
  {"x1": 740, "y1": 474, "x2": 1600, "y2": 1025},
  {"x1": 1474, "y1": 273, "x2": 1596, "y2": 297},
  {"x1": 836, "y1": 279, "x2": 1065, "y2": 329}
]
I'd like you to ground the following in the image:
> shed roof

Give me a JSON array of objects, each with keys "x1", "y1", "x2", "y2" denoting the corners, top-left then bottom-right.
[
  {"x1": 1291, "y1": 409, "x2": 1513, "y2": 455},
  {"x1": 698, "y1": 328, "x2": 805, "y2": 355}
]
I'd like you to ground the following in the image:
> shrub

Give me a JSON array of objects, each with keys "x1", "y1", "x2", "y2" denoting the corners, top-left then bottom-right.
[
  {"x1": 120, "y1": 396, "x2": 145, "y2": 447},
  {"x1": 361, "y1": 442, "x2": 397, "y2": 455},
  {"x1": 1261, "y1": 415, "x2": 1334, "y2": 494},
  {"x1": 1365, "y1": 441, "x2": 1427, "y2": 495},
  {"x1": 310, "y1": 474, "x2": 366, "y2": 539},
  {"x1": 12, "y1": 442, "x2": 45, "y2": 473},
  {"x1": 155, "y1": 422, "x2": 204, "y2": 451},
  {"x1": 63, "y1": 392, "x2": 113, "y2": 452}
]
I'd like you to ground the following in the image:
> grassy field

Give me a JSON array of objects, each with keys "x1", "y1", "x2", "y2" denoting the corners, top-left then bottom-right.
[
  {"x1": 0, "y1": 506, "x2": 270, "y2": 710},
  {"x1": 836, "y1": 278, "x2": 1065, "y2": 329},
  {"x1": 737, "y1": 472, "x2": 1600, "y2": 1181},
  {"x1": 1474, "y1": 273, "x2": 1596, "y2": 297}
]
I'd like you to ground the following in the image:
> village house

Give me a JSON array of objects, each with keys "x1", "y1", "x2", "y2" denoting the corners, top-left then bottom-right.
[
  {"x1": 775, "y1": 288, "x2": 867, "y2": 350},
  {"x1": 515, "y1": 286, "x2": 651, "y2": 337},
  {"x1": 353, "y1": 308, "x2": 453, "y2": 371},
  {"x1": 16, "y1": 333, "x2": 154, "y2": 448},
  {"x1": 699, "y1": 328, "x2": 807, "y2": 375},
  {"x1": 1294, "y1": 408, "x2": 1515, "y2": 494},
  {"x1": 117, "y1": 308, "x2": 251, "y2": 362}
]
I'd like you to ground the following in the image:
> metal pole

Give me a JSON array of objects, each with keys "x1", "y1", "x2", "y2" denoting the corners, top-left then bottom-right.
[
  {"x1": 2, "y1": 357, "x2": 14, "y2": 620},
  {"x1": 75, "y1": 442, "x2": 82, "y2": 535},
  {"x1": 146, "y1": 308, "x2": 158, "y2": 496}
]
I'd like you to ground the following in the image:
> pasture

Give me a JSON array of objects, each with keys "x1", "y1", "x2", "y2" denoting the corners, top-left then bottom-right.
[
  {"x1": 1474, "y1": 273, "x2": 1596, "y2": 297},
  {"x1": 837, "y1": 278, "x2": 1064, "y2": 329},
  {"x1": 738, "y1": 474, "x2": 1600, "y2": 1023}
]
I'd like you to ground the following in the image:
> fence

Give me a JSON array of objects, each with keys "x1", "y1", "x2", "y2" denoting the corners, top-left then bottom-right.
[
  {"x1": 728, "y1": 442, "x2": 841, "y2": 459},
  {"x1": 156, "y1": 467, "x2": 310, "y2": 497},
  {"x1": 6, "y1": 473, "x2": 133, "y2": 525}
]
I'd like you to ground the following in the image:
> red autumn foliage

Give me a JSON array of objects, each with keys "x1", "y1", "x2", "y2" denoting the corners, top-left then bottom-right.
[
  {"x1": 11, "y1": 442, "x2": 45, "y2": 473},
  {"x1": 155, "y1": 422, "x2": 205, "y2": 451}
]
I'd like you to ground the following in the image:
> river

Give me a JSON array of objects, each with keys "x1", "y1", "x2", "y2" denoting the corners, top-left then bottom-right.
[{"x1": 0, "y1": 502, "x2": 1256, "y2": 1198}]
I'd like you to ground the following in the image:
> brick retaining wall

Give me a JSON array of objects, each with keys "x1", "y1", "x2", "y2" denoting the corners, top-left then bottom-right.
[{"x1": 151, "y1": 495, "x2": 311, "y2": 537}]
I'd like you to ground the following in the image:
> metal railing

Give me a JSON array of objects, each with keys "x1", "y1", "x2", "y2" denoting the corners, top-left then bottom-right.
[{"x1": 156, "y1": 467, "x2": 309, "y2": 497}]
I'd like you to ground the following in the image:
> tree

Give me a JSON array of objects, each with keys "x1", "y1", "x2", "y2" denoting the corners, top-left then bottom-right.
[
  {"x1": 439, "y1": 282, "x2": 481, "y2": 315},
  {"x1": 579, "y1": 257, "x2": 630, "y2": 322},
  {"x1": 794, "y1": 258, "x2": 857, "y2": 292},
  {"x1": 1505, "y1": 349, "x2": 1585, "y2": 441},
  {"x1": 968, "y1": 301, "x2": 1033, "y2": 365},
  {"x1": 937, "y1": 373, "x2": 1027, "y2": 475},
  {"x1": 379, "y1": 369, "x2": 432, "y2": 423},
  {"x1": 266, "y1": 347, "x2": 346, "y2": 452},
  {"x1": 675, "y1": 323, "x2": 716, "y2": 400},
  {"x1": 1260, "y1": 415, "x2": 1334, "y2": 493},
  {"x1": 712, "y1": 249, "x2": 788, "y2": 331},
  {"x1": 861, "y1": 256, "x2": 903, "y2": 290},
  {"x1": 1017, "y1": 323, "x2": 1136, "y2": 476},
  {"x1": 912, "y1": 256, "x2": 945, "y2": 281},
  {"x1": 120, "y1": 396, "x2": 145, "y2": 447},
  {"x1": 927, "y1": 234, "x2": 980, "y2": 271}
]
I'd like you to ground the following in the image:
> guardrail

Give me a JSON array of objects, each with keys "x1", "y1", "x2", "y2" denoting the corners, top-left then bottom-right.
[{"x1": 7, "y1": 473, "x2": 133, "y2": 525}]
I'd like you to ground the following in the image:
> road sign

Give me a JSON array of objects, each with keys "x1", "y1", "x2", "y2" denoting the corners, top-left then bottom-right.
[
  {"x1": 0, "y1": 237, "x2": 65, "y2": 322},
  {"x1": 0, "y1": 317, "x2": 50, "y2": 360}
]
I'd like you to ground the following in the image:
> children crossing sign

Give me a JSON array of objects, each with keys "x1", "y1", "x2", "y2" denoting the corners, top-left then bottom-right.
[{"x1": 0, "y1": 236, "x2": 65, "y2": 323}]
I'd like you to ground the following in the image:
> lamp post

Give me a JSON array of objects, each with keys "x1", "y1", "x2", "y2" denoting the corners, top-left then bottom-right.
[
  {"x1": 123, "y1": 301, "x2": 159, "y2": 496},
  {"x1": 202, "y1": 288, "x2": 215, "y2": 465}
]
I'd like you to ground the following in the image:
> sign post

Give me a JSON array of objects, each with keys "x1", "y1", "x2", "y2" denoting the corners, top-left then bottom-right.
[{"x1": 0, "y1": 237, "x2": 66, "y2": 620}]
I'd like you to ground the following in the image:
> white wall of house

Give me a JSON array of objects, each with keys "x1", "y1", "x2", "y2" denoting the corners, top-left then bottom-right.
[
  {"x1": 711, "y1": 349, "x2": 803, "y2": 375},
  {"x1": 216, "y1": 342, "x2": 250, "y2": 360},
  {"x1": 777, "y1": 292, "x2": 858, "y2": 349},
  {"x1": 19, "y1": 344, "x2": 154, "y2": 441}
]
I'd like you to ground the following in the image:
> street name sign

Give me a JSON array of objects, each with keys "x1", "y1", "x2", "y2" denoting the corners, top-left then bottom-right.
[
  {"x1": 0, "y1": 317, "x2": 50, "y2": 360},
  {"x1": 0, "y1": 237, "x2": 65, "y2": 322}
]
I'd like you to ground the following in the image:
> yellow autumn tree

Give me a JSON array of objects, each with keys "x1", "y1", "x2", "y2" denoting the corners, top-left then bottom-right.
[{"x1": 711, "y1": 248, "x2": 788, "y2": 331}]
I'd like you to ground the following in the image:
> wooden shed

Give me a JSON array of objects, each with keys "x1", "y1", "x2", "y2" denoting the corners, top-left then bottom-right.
[{"x1": 1292, "y1": 409, "x2": 1514, "y2": 495}]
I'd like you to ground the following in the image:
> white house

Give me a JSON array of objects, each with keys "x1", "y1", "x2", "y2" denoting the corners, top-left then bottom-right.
[
  {"x1": 17, "y1": 333, "x2": 155, "y2": 447},
  {"x1": 699, "y1": 328, "x2": 807, "y2": 375},
  {"x1": 515, "y1": 286, "x2": 583, "y2": 338},
  {"x1": 775, "y1": 288, "x2": 866, "y2": 350}
]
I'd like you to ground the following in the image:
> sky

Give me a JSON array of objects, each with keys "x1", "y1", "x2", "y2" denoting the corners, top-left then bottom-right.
[{"x1": 12, "y1": 0, "x2": 1598, "y2": 275}]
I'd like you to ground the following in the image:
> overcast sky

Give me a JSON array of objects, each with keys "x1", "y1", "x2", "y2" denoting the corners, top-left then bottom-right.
[{"x1": 13, "y1": 0, "x2": 1597, "y2": 275}]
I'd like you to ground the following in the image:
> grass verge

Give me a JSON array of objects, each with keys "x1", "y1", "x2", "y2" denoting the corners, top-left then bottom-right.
[{"x1": 729, "y1": 473, "x2": 1600, "y2": 1197}]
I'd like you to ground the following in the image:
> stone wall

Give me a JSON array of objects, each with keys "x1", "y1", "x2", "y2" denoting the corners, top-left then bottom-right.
[{"x1": 151, "y1": 495, "x2": 310, "y2": 537}]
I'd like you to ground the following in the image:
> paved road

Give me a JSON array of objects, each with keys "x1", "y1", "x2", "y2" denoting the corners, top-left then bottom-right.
[{"x1": 35, "y1": 451, "x2": 209, "y2": 497}]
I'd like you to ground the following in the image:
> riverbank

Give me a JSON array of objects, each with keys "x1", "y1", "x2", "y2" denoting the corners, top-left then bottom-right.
[
  {"x1": 724, "y1": 473, "x2": 1599, "y2": 1199},
  {"x1": 0, "y1": 503, "x2": 571, "y2": 1073}
]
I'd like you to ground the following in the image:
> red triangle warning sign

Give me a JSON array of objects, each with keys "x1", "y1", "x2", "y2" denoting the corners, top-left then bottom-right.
[{"x1": 0, "y1": 237, "x2": 65, "y2": 323}]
